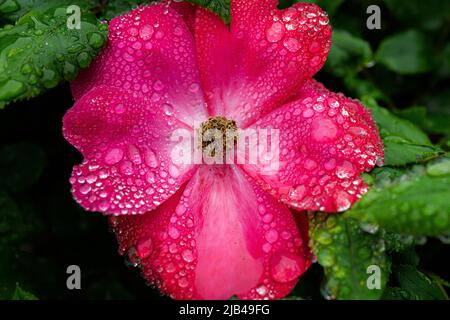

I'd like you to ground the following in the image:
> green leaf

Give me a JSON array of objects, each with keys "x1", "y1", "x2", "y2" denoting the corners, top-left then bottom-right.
[
  {"x1": 384, "y1": 0, "x2": 450, "y2": 31},
  {"x1": 0, "y1": 7, "x2": 108, "y2": 108},
  {"x1": 375, "y1": 29, "x2": 434, "y2": 75},
  {"x1": 309, "y1": 213, "x2": 389, "y2": 300},
  {"x1": 12, "y1": 283, "x2": 38, "y2": 300},
  {"x1": 325, "y1": 30, "x2": 373, "y2": 78},
  {"x1": 394, "y1": 265, "x2": 448, "y2": 300},
  {"x1": 348, "y1": 160, "x2": 450, "y2": 236},
  {"x1": 393, "y1": 106, "x2": 428, "y2": 128},
  {"x1": 0, "y1": 142, "x2": 46, "y2": 191},
  {"x1": 298, "y1": 0, "x2": 345, "y2": 16},
  {"x1": 187, "y1": 0, "x2": 230, "y2": 24},
  {"x1": 362, "y1": 97, "x2": 442, "y2": 166},
  {"x1": 0, "y1": 0, "x2": 97, "y2": 24},
  {"x1": 0, "y1": 189, "x2": 43, "y2": 246},
  {"x1": 382, "y1": 287, "x2": 414, "y2": 300},
  {"x1": 102, "y1": 0, "x2": 150, "y2": 20},
  {"x1": 343, "y1": 75, "x2": 386, "y2": 101}
]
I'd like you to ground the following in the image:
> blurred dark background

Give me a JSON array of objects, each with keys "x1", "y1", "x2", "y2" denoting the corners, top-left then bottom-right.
[{"x1": 0, "y1": 0, "x2": 449, "y2": 299}]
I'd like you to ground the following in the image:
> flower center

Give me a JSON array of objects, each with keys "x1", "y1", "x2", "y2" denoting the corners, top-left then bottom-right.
[{"x1": 199, "y1": 116, "x2": 238, "y2": 158}]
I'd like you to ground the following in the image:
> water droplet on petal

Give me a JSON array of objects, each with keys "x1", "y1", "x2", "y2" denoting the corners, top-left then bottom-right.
[
  {"x1": 115, "y1": 103, "x2": 125, "y2": 114},
  {"x1": 104, "y1": 148, "x2": 124, "y2": 165},
  {"x1": 79, "y1": 184, "x2": 91, "y2": 195},
  {"x1": 168, "y1": 226, "x2": 180, "y2": 239},
  {"x1": 178, "y1": 277, "x2": 189, "y2": 288},
  {"x1": 266, "y1": 22, "x2": 285, "y2": 43},
  {"x1": 139, "y1": 25, "x2": 154, "y2": 40},
  {"x1": 265, "y1": 229, "x2": 279, "y2": 244}
]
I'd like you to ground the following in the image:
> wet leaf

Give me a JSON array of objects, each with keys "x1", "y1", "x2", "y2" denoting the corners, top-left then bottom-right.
[
  {"x1": 394, "y1": 265, "x2": 448, "y2": 300},
  {"x1": 349, "y1": 160, "x2": 450, "y2": 236},
  {"x1": 325, "y1": 30, "x2": 373, "y2": 77},
  {"x1": 0, "y1": 6, "x2": 108, "y2": 108},
  {"x1": 309, "y1": 213, "x2": 389, "y2": 300},
  {"x1": 382, "y1": 287, "x2": 414, "y2": 300}
]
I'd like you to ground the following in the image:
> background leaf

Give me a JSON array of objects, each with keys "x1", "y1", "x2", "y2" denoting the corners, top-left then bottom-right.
[{"x1": 394, "y1": 265, "x2": 448, "y2": 300}]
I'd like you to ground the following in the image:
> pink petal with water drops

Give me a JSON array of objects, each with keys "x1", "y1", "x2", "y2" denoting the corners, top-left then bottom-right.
[
  {"x1": 111, "y1": 165, "x2": 311, "y2": 300},
  {"x1": 241, "y1": 79, "x2": 384, "y2": 213},
  {"x1": 195, "y1": 0, "x2": 331, "y2": 127},
  {"x1": 72, "y1": 3, "x2": 207, "y2": 125},
  {"x1": 63, "y1": 85, "x2": 198, "y2": 215}
]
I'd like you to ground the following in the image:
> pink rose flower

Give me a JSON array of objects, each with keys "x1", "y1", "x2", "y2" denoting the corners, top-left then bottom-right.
[{"x1": 63, "y1": 0, "x2": 383, "y2": 300}]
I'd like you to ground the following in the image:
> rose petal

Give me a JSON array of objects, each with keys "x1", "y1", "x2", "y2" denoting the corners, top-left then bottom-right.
[
  {"x1": 195, "y1": 1, "x2": 331, "y2": 127},
  {"x1": 72, "y1": 3, "x2": 207, "y2": 125},
  {"x1": 240, "y1": 79, "x2": 384, "y2": 212},
  {"x1": 111, "y1": 165, "x2": 311, "y2": 299},
  {"x1": 63, "y1": 85, "x2": 197, "y2": 215}
]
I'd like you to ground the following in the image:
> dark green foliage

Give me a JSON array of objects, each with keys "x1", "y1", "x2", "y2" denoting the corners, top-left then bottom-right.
[{"x1": 0, "y1": 6, "x2": 107, "y2": 108}]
